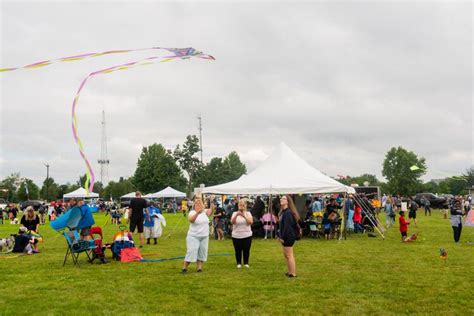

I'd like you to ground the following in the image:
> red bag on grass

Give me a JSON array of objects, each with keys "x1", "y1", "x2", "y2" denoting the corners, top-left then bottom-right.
[{"x1": 120, "y1": 247, "x2": 143, "y2": 262}]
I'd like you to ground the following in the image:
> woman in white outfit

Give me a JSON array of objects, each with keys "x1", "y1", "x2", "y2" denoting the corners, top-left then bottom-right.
[{"x1": 182, "y1": 195, "x2": 214, "y2": 273}]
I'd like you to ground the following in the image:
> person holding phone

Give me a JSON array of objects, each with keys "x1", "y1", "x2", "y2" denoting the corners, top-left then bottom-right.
[
  {"x1": 231, "y1": 199, "x2": 253, "y2": 268},
  {"x1": 182, "y1": 195, "x2": 215, "y2": 273}
]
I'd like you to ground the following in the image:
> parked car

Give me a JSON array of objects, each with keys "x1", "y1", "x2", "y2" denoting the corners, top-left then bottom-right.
[{"x1": 414, "y1": 193, "x2": 448, "y2": 209}]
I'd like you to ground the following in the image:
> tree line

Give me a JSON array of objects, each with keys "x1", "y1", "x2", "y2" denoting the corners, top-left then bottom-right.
[
  {"x1": 337, "y1": 146, "x2": 473, "y2": 196},
  {"x1": 0, "y1": 143, "x2": 471, "y2": 203},
  {"x1": 0, "y1": 135, "x2": 246, "y2": 202}
]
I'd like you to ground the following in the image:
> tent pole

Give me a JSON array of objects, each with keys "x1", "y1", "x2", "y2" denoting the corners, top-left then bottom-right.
[{"x1": 340, "y1": 193, "x2": 347, "y2": 241}]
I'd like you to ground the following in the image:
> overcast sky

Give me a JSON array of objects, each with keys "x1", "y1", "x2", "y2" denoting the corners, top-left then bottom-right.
[{"x1": 0, "y1": 0, "x2": 472, "y2": 187}]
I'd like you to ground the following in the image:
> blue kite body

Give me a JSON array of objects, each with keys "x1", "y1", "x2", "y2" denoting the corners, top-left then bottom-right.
[{"x1": 50, "y1": 204, "x2": 98, "y2": 231}]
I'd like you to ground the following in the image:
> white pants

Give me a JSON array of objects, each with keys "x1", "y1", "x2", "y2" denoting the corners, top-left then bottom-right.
[{"x1": 185, "y1": 235, "x2": 209, "y2": 262}]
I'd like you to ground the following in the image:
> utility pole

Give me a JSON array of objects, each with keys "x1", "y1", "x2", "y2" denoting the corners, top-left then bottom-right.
[
  {"x1": 98, "y1": 110, "x2": 110, "y2": 185},
  {"x1": 197, "y1": 115, "x2": 203, "y2": 163},
  {"x1": 44, "y1": 163, "x2": 49, "y2": 201}
]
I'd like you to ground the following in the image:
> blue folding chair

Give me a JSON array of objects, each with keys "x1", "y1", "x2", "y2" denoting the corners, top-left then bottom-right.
[{"x1": 63, "y1": 230, "x2": 96, "y2": 267}]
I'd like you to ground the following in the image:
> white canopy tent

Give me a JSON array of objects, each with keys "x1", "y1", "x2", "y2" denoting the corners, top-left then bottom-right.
[
  {"x1": 202, "y1": 142, "x2": 355, "y2": 195},
  {"x1": 63, "y1": 187, "x2": 99, "y2": 199},
  {"x1": 145, "y1": 186, "x2": 186, "y2": 199},
  {"x1": 120, "y1": 192, "x2": 137, "y2": 199}
]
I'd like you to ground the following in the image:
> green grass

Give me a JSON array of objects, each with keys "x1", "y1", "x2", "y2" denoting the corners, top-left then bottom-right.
[{"x1": 0, "y1": 210, "x2": 473, "y2": 315}]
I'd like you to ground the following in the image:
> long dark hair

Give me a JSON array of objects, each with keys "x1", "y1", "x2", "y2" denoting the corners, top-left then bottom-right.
[{"x1": 279, "y1": 195, "x2": 300, "y2": 222}]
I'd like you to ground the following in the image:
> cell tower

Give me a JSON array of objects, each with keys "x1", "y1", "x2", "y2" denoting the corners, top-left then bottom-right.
[
  {"x1": 197, "y1": 115, "x2": 203, "y2": 163},
  {"x1": 98, "y1": 110, "x2": 110, "y2": 184}
]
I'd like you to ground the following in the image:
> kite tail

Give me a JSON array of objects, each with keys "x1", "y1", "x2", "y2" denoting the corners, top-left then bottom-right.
[{"x1": 71, "y1": 75, "x2": 95, "y2": 193}]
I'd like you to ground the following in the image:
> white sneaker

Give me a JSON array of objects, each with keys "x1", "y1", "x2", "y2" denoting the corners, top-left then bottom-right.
[
  {"x1": 244, "y1": 264, "x2": 250, "y2": 268},
  {"x1": 237, "y1": 264, "x2": 242, "y2": 269}
]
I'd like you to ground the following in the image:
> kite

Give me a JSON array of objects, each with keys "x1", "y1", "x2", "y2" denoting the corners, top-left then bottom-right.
[
  {"x1": 2, "y1": 47, "x2": 215, "y2": 192},
  {"x1": 410, "y1": 165, "x2": 420, "y2": 171}
]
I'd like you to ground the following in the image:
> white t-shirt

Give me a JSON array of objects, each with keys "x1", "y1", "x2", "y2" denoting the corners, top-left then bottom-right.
[
  {"x1": 231, "y1": 211, "x2": 253, "y2": 239},
  {"x1": 187, "y1": 210, "x2": 210, "y2": 237}
]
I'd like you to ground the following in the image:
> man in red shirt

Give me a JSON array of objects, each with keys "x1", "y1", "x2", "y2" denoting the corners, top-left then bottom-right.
[{"x1": 399, "y1": 211, "x2": 410, "y2": 242}]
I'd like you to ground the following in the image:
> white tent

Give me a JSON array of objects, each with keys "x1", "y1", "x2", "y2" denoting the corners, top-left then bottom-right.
[
  {"x1": 120, "y1": 192, "x2": 137, "y2": 199},
  {"x1": 145, "y1": 186, "x2": 186, "y2": 198},
  {"x1": 202, "y1": 142, "x2": 355, "y2": 195},
  {"x1": 63, "y1": 187, "x2": 99, "y2": 199}
]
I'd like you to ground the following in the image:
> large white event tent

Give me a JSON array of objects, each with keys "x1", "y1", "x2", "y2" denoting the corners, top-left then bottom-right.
[
  {"x1": 63, "y1": 187, "x2": 99, "y2": 199},
  {"x1": 202, "y1": 142, "x2": 355, "y2": 195},
  {"x1": 145, "y1": 186, "x2": 186, "y2": 198},
  {"x1": 120, "y1": 192, "x2": 137, "y2": 199}
]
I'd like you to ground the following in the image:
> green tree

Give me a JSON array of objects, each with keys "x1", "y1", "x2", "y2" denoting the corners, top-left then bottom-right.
[
  {"x1": 339, "y1": 174, "x2": 380, "y2": 186},
  {"x1": 134, "y1": 143, "x2": 186, "y2": 194},
  {"x1": 17, "y1": 178, "x2": 40, "y2": 201},
  {"x1": 382, "y1": 146, "x2": 427, "y2": 196},
  {"x1": 103, "y1": 177, "x2": 136, "y2": 200},
  {"x1": 222, "y1": 151, "x2": 247, "y2": 181},
  {"x1": 93, "y1": 181, "x2": 104, "y2": 197},
  {"x1": 174, "y1": 135, "x2": 203, "y2": 196},
  {"x1": 422, "y1": 181, "x2": 439, "y2": 194},
  {"x1": 447, "y1": 178, "x2": 468, "y2": 195},
  {"x1": 57, "y1": 183, "x2": 79, "y2": 199},
  {"x1": 0, "y1": 173, "x2": 22, "y2": 202},
  {"x1": 193, "y1": 152, "x2": 247, "y2": 187},
  {"x1": 464, "y1": 166, "x2": 474, "y2": 188},
  {"x1": 40, "y1": 177, "x2": 59, "y2": 201},
  {"x1": 438, "y1": 180, "x2": 450, "y2": 194}
]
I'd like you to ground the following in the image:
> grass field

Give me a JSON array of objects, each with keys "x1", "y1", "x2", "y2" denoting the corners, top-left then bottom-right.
[{"x1": 0, "y1": 210, "x2": 473, "y2": 315}]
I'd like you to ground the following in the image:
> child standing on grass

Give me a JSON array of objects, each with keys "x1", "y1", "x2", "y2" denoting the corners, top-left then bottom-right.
[{"x1": 399, "y1": 211, "x2": 410, "y2": 242}]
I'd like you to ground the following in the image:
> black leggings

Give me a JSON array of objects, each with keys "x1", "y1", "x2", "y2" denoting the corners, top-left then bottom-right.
[
  {"x1": 452, "y1": 224, "x2": 462, "y2": 243},
  {"x1": 232, "y1": 236, "x2": 252, "y2": 265}
]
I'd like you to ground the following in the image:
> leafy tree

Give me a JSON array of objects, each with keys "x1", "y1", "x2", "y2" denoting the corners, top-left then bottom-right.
[
  {"x1": 464, "y1": 166, "x2": 474, "y2": 188},
  {"x1": 57, "y1": 183, "x2": 79, "y2": 199},
  {"x1": 447, "y1": 178, "x2": 468, "y2": 195},
  {"x1": 422, "y1": 181, "x2": 439, "y2": 194},
  {"x1": 194, "y1": 152, "x2": 247, "y2": 187},
  {"x1": 194, "y1": 157, "x2": 224, "y2": 187},
  {"x1": 40, "y1": 177, "x2": 59, "y2": 201},
  {"x1": 382, "y1": 146, "x2": 427, "y2": 196},
  {"x1": 338, "y1": 174, "x2": 380, "y2": 186},
  {"x1": 438, "y1": 180, "x2": 450, "y2": 194},
  {"x1": 0, "y1": 173, "x2": 22, "y2": 202},
  {"x1": 17, "y1": 178, "x2": 40, "y2": 201},
  {"x1": 93, "y1": 181, "x2": 104, "y2": 197},
  {"x1": 222, "y1": 151, "x2": 247, "y2": 181},
  {"x1": 103, "y1": 177, "x2": 136, "y2": 200},
  {"x1": 134, "y1": 143, "x2": 186, "y2": 194},
  {"x1": 174, "y1": 135, "x2": 203, "y2": 196}
]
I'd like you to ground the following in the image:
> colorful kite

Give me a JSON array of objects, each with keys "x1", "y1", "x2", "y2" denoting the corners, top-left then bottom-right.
[{"x1": 2, "y1": 47, "x2": 215, "y2": 192}]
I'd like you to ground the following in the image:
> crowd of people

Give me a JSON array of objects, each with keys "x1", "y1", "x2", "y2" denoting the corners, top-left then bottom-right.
[{"x1": 1, "y1": 190, "x2": 471, "y2": 275}]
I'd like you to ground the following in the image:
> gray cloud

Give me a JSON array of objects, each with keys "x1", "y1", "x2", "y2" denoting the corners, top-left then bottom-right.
[{"x1": 0, "y1": 1, "x2": 472, "y2": 186}]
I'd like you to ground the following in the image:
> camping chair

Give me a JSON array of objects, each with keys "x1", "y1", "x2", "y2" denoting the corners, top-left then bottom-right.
[
  {"x1": 62, "y1": 230, "x2": 96, "y2": 267},
  {"x1": 89, "y1": 226, "x2": 108, "y2": 263}
]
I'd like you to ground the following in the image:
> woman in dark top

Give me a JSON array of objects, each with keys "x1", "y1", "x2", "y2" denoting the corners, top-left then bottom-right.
[
  {"x1": 278, "y1": 195, "x2": 300, "y2": 278},
  {"x1": 20, "y1": 206, "x2": 40, "y2": 233},
  {"x1": 450, "y1": 199, "x2": 463, "y2": 243}
]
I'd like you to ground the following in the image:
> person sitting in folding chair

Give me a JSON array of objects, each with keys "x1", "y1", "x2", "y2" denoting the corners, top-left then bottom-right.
[{"x1": 50, "y1": 200, "x2": 98, "y2": 266}]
